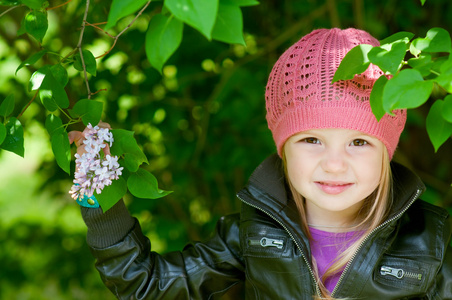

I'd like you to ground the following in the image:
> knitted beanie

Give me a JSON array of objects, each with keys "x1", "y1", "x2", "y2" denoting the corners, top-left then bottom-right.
[{"x1": 265, "y1": 28, "x2": 406, "y2": 158}]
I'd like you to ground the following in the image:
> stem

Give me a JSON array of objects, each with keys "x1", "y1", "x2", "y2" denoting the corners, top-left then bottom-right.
[
  {"x1": 78, "y1": 0, "x2": 92, "y2": 99},
  {"x1": 58, "y1": 107, "x2": 72, "y2": 120},
  {"x1": 47, "y1": 0, "x2": 74, "y2": 11},
  {"x1": 85, "y1": 21, "x2": 115, "y2": 38},
  {"x1": 0, "y1": 4, "x2": 24, "y2": 19},
  {"x1": 18, "y1": 90, "x2": 39, "y2": 118},
  {"x1": 64, "y1": 118, "x2": 81, "y2": 130},
  {"x1": 431, "y1": 70, "x2": 441, "y2": 76},
  {"x1": 96, "y1": 0, "x2": 152, "y2": 59},
  {"x1": 61, "y1": 48, "x2": 78, "y2": 63}
]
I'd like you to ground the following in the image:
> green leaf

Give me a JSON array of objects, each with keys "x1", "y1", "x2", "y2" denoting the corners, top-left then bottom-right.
[
  {"x1": 412, "y1": 27, "x2": 451, "y2": 53},
  {"x1": 51, "y1": 131, "x2": 71, "y2": 174},
  {"x1": 442, "y1": 94, "x2": 452, "y2": 123},
  {"x1": 28, "y1": 65, "x2": 50, "y2": 91},
  {"x1": 73, "y1": 50, "x2": 97, "y2": 76},
  {"x1": 409, "y1": 42, "x2": 421, "y2": 57},
  {"x1": 332, "y1": 44, "x2": 373, "y2": 82},
  {"x1": 39, "y1": 71, "x2": 69, "y2": 111},
  {"x1": 212, "y1": 3, "x2": 245, "y2": 45},
  {"x1": 1, "y1": 117, "x2": 24, "y2": 157},
  {"x1": 382, "y1": 69, "x2": 433, "y2": 112},
  {"x1": 145, "y1": 14, "x2": 183, "y2": 73},
  {"x1": 369, "y1": 75, "x2": 388, "y2": 121},
  {"x1": 0, "y1": 0, "x2": 22, "y2": 6},
  {"x1": 407, "y1": 53, "x2": 432, "y2": 77},
  {"x1": 17, "y1": 16, "x2": 27, "y2": 36},
  {"x1": 165, "y1": 0, "x2": 219, "y2": 40},
  {"x1": 50, "y1": 63, "x2": 69, "y2": 87},
  {"x1": 69, "y1": 99, "x2": 103, "y2": 126},
  {"x1": 434, "y1": 73, "x2": 452, "y2": 93},
  {"x1": 221, "y1": 0, "x2": 259, "y2": 6},
  {"x1": 0, "y1": 94, "x2": 15, "y2": 117},
  {"x1": 22, "y1": 0, "x2": 45, "y2": 9},
  {"x1": 16, "y1": 49, "x2": 47, "y2": 75},
  {"x1": 433, "y1": 56, "x2": 452, "y2": 93},
  {"x1": 45, "y1": 114, "x2": 64, "y2": 136},
  {"x1": 127, "y1": 168, "x2": 172, "y2": 199},
  {"x1": 0, "y1": 123, "x2": 6, "y2": 145},
  {"x1": 420, "y1": 0, "x2": 426, "y2": 5},
  {"x1": 24, "y1": 10, "x2": 48, "y2": 43},
  {"x1": 379, "y1": 31, "x2": 414, "y2": 45},
  {"x1": 441, "y1": 58, "x2": 452, "y2": 74},
  {"x1": 426, "y1": 100, "x2": 452, "y2": 152},
  {"x1": 95, "y1": 177, "x2": 128, "y2": 212},
  {"x1": 110, "y1": 129, "x2": 148, "y2": 172},
  {"x1": 105, "y1": 0, "x2": 149, "y2": 30},
  {"x1": 368, "y1": 41, "x2": 406, "y2": 75}
]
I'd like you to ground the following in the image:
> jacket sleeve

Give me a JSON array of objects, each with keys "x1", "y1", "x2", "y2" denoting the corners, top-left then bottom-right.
[
  {"x1": 81, "y1": 200, "x2": 245, "y2": 300},
  {"x1": 434, "y1": 213, "x2": 452, "y2": 300}
]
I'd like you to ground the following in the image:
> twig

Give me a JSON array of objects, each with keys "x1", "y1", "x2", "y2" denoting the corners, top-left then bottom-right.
[
  {"x1": 18, "y1": 90, "x2": 39, "y2": 118},
  {"x1": 77, "y1": 0, "x2": 92, "y2": 99},
  {"x1": 0, "y1": 4, "x2": 24, "y2": 19},
  {"x1": 47, "y1": 0, "x2": 74, "y2": 11},
  {"x1": 353, "y1": 0, "x2": 364, "y2": 29},
  {"x1": 85, "y1": 21, "x2": 115, "y2": 38},
  {"x1": 90, "y1": 88, "x2": 107, "y2": 96},
  {"x1": 327, "y1": 0, "x2": 341, "y2": 28},
  {"x1": 190, "y1": 4, "x2": 329, "y2": 162},
  {"x1": 96, "y1": 0, "x2": 152, "y2": 59}
]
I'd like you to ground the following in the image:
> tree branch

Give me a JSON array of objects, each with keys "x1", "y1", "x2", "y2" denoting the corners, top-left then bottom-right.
[
  {"x1": 353, "y1": 0, "x2": 364, "y2": 29},
  {"x1": 0, "y1": 4, "x2": 25, "y2": 19},
  {"x1": 77, "y1": 0, "x2": 92, "y2": 99},
  {"x1": 18, "y1": 90, "x2": 39, "y2": 118},
  {"x1": 96, "y1": 0, "x2": 152, "y2": 59},
  {"x1": 85, "y1": 21, "x2": 115, "y2": 38},
  {"x1": 47, "y1": 0, "x2": 74, "y2": 11}
]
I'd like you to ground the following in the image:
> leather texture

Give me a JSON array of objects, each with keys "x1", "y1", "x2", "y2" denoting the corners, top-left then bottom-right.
[{"x1": 86, "y1": 155, "x2": 452, "y2": 299}]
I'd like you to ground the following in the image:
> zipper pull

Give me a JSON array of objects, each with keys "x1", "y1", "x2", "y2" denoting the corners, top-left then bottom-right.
[
  {"x1": 380, "y1": 266, "x2": 423, "y2": 281},
  {"x1": 381, "y1": 266, "x2": 404, "y2": 279},
  {"x1": 260, "y1": 237, "x2": 284, "y2": 249}
]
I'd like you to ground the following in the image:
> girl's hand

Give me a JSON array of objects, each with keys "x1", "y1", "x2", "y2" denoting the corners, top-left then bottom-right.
[{"x1": 68, "y1": 121, "x2": 112, "y2": 159}]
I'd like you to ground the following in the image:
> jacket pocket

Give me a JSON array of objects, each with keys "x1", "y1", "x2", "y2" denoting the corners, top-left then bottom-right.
[
  {"x1": 375, "y1": 256, "x2": 433, "y2": 294},
  {"x1": 242, "y1": 227, "x2": 292, "y2": 258}
]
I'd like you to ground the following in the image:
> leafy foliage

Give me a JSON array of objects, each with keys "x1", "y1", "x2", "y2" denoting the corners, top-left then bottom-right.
[
  {"x1": 1, "y1": 0, "x2": 452, "y2": 299},
  {"x1": 0, "y1": 0, "x2": 258, "y2": 211},
  {"x1": 334, "y1": 27, "x2": 452, "y2": 151}
]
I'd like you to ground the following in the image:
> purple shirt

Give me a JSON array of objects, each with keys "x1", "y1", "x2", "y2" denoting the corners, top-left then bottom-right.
[{"x1": 309, "y1": 227, "x2": 362, "y2": 293}]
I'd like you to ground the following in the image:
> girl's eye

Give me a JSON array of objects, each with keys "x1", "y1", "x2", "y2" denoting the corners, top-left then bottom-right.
[
  {"x1": 302, "y1": 137, "x2": 320, "y2": 144},
  {"x1": 351, "y1": 139, "x2": 368, "y2": 146}
]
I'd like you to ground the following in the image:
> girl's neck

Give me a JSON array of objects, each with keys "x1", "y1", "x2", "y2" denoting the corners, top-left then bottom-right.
[{"x1": 308, "y1": 222, "x2": 360, "y2": 233}]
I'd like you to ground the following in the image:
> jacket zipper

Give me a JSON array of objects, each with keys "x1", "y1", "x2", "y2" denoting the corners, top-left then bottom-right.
[
  {"x1": 330, "y1": 188, "x2": 423, "y2": 297},
  {"x1": 380, "y1": 266, "x2": 423, "y2": 281},
  {"x1": 238, "y1": 195, "x2": 322, "y2": 298},
  {"x1": 248, "y1": 237, "x2": 284, "y2": 249}
]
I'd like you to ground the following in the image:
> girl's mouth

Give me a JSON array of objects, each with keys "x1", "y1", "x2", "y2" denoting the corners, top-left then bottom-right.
[{"x1": 315, "y1": 181, "x2": 353, "y2": 195}]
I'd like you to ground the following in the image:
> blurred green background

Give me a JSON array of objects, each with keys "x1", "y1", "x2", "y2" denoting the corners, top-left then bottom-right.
[{"x1": 1, "y1": 0, "x2": 452, "y2": 299}]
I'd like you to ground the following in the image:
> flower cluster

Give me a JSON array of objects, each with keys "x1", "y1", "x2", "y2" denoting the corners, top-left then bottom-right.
[{"x1": 69, "y1": 124, "x2": 123, "y2": 200}]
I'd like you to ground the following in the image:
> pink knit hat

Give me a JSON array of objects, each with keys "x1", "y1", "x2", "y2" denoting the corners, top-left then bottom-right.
[{"x1": 265, "y1": 28, "x2": 406, "y2": 158}]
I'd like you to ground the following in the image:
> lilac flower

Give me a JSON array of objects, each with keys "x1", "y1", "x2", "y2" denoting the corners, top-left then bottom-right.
[{"x1": 69, "y1": 124, "x2": 124, "y2": 200}]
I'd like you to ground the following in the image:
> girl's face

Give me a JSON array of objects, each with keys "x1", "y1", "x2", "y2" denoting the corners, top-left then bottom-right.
[{"x1": 284, "y1": 128, "x2": 385, "y2": 227}]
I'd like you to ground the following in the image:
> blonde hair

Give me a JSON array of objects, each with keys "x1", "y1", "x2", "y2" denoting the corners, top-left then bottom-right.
[{"x1": 282, "y1": 147, "x2": 393, "y2": 299}]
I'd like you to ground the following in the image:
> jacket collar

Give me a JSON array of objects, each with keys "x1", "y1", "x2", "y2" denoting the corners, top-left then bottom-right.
[{"x1": 238, "y1": 153, "x2": 426, "y2": 228}]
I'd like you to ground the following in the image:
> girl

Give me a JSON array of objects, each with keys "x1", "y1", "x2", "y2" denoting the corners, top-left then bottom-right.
[{"x1": 73, "y1": 28, "x2": 452, "y2": 299}]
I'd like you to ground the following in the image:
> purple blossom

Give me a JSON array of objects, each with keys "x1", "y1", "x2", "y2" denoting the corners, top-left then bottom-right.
[{"x1": 69, "y1": 124, "x2": 124, "y2": 200}]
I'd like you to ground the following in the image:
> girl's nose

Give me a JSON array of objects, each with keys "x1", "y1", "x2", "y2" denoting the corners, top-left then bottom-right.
[{"x1": 321, "y1": 148, "x2": 347, "y2": 173}]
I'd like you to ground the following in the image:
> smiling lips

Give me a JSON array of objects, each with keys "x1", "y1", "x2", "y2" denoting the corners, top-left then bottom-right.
[{"x1": 315, "y1": 181, "x2": 354, "y2": 195}]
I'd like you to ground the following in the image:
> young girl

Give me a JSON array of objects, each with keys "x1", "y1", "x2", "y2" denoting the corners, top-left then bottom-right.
[{"x1": 73, "y1": 28, "x2": 452, "y2": 299}]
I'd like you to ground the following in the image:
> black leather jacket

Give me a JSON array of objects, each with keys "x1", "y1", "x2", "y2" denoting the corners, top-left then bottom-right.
[{"x1": 82, "y1": 155, "x2": 452, "y2": 299}]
